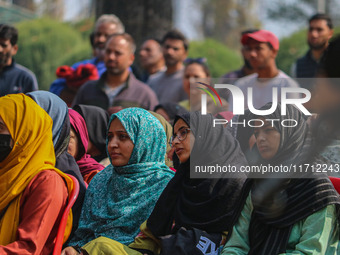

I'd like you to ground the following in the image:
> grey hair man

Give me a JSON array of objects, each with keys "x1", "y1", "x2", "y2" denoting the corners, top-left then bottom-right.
[{"x1": 49, "y1": 14, "x2": 125, "y2": 99}]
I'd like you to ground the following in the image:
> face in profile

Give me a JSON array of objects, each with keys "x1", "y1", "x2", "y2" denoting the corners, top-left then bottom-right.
[
  {"x1": 155, "y1": 108, "x2": 170, "y2": 123},
  {"x1": 254, "y1": 118, "x2": 281, "y2": 161},
  {"x1": 107, "y1": 118, "x2": 134, "y2": 167},
  {"x1": 0, "y1": 116, "x2": 13, "y2": 162},
  {"x1": 139, "y1": 39, "x2": 163, "y2": 69},
  {"x1": 68, "y1": 128, "x2": 80, "y2": 160},
  {"x1": 172, "y1": 118, "x2": 195, "y2": 163}
]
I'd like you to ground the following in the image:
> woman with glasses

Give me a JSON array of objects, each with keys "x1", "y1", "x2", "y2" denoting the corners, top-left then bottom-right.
[{"x1": 129, "y1": 111, "x2": 247, "y2": 255}]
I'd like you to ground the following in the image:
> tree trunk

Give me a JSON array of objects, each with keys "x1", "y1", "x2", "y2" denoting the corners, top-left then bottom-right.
[
  {"x1": 13, "y1": 0, "x2": 35, "y2": 11},
  {"x1": 95, "y1": 0, "x2": 173, "y2": 47},
  {"x1": 35, "y1": 0, "x2": 64, "y2": 20},
  {"x1": 201, "y1": 0, "x2": 260, "y2": 48}
]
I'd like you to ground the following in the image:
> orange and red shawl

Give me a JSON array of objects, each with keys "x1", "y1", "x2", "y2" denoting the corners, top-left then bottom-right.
[{"x1": 0, "y1": 94, "x2": 73, "y2": 245}]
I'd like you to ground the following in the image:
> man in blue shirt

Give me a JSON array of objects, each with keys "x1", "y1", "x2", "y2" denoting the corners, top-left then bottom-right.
[
  {"x1": 49, "y1": 14, "x2": 125, "y2": 96},
  {"x1": 292, "y1": 13, "x2": 334, "y2": 80}
]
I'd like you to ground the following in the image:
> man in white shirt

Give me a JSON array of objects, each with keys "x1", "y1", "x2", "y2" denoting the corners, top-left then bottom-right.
[{"x1": 228, "y1": 30, "x2": 300, "y2": 111}]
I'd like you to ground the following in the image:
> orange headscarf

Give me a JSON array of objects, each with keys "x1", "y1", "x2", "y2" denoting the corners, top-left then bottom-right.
[{"x1": 0, "y1": 94, "x2": 73, "y2": 245}]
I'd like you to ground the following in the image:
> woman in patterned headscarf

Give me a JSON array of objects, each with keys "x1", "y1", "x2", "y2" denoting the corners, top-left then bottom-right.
[
  {"x1": 222, "y1": 103, "x2": 340, "y2": 255},
  {"x1": 0, "y1": 94, "x2": 73, "y2": 254},
  {"x1": 62, "y1": 108, "x2": 174, "y2": 255}
]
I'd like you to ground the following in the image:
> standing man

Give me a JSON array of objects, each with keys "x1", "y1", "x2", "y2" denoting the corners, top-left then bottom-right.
[
  {"x1": 139, "y1": 38, "x2": 165, "y2": 85},
  {"x1": 292, "y1": 13, "x2": 333, "y2": 79},
  {"x1": 72, "y1": 33, "x2": 158, "y2": 114},
  {"x1": 0, "y1": 24, "x2": 38, "y2": 96},
  {"x1": 221, "y1": 29, "x2": 258, "y2": 79},
  {"x1": 229, "y1": 30, "x2": 300, "y2": 111},
  {"x1": 149, "y1": 29, "x2": 188, "y2": 104},
  {"x1": 50, "y1": 14, "x2": 125, "y2": 96}
]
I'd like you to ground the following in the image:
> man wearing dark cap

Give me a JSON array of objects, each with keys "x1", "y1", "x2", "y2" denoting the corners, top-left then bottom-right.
[{"x1": 228, "y1": 30, "x2": 300, "y2": 111}]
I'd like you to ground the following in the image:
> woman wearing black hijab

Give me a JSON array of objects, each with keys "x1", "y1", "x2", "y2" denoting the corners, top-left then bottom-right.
[
  {"x1": 73, "y1": 104, "x2": 110, "y2": 163},
  {"x1": 221, "y1": 103, "x2": 340, "y2": 255},
  {"x1": 129, "y1": 112, "x2": 247, "y2": 255},
  {"x1": 310, "y1": 35, "x2": 340, "y2": 177}
]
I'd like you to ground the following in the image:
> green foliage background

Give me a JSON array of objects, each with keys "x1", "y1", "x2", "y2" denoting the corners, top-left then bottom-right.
[
  {"x1": 276, "y1": 27, "x2": 340, "y2": 75},
  {"x1": 188, "y1": 38, "x2": 242, "y2": 77},
  {"x1": 15, "y1": 18, "x2": 91, "y2": 90}
]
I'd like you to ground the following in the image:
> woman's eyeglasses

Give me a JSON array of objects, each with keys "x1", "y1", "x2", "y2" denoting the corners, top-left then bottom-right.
[{"x1": 169, "y1": 128, "x2": 191, "y2": 146}]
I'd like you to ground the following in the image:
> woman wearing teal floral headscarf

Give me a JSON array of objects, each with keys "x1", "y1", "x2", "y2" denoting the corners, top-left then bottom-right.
[{"x1": 63, "y1": 108, "x2": 174, "y2": 254}]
